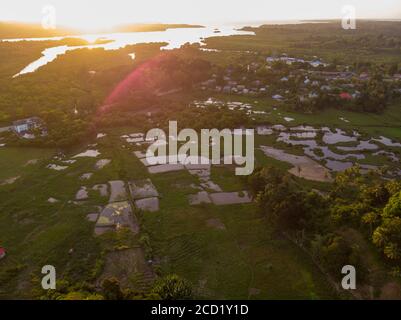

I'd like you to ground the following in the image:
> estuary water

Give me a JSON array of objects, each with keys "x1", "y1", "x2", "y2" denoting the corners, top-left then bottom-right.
[{"x1": 2, "y1": 26, "x2": 254, "y2": 77}]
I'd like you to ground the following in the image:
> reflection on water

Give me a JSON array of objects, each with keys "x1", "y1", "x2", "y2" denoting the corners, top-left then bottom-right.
[
  {"x1": 322, "y1": 128, "x2": 357, "y2": 145},
  {"x1": 256, "y1": 123, "x2": 401, "y2": 176},
  {"x1": 325, "y1": 160, "x2": 353, "y2": 172},
  {"x1": 373, "y1": 136, "x2": 401, "y2": 148},
  {"x1": 3, "y1": 26, "x2": 254, "y2": 77},
  {"x1": 337, "y1": 140, "x2": 379, "y2": 152}
]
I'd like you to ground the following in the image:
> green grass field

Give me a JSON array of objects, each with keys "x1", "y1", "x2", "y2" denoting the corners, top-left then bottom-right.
[
  {"x1": 1, "y1": 96, "x2": 400, "y2": 298},
  {"x1": 0, "y1": 20, "x2": 401, "y2": 299},
  {"x1": 0, "y1": 147, "x2": 55, "y2": 180},
  {"x1": 0, "y1": 127, "x2": 337, "y2": 299}
]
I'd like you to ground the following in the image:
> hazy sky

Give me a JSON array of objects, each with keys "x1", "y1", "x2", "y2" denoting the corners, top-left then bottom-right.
[{"x1": 1, "y1": 0, "x2": 401, "y2": 30}]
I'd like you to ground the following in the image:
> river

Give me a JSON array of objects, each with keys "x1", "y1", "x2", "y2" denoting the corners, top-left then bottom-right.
[{"x1": 1, "y1": 26, "x2": 254, "y2": 77}]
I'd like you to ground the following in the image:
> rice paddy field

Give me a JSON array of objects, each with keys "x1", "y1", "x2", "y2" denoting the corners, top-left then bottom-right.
[
  {"x1": 0, "y1": 123, "x2": 340, "y2": 299},
  {"x1": 0, "y1": 91, "x2": 400, "y2": 299},
  {"x1": 0, "y1": 18, "x2": 400, "y2": 301}
]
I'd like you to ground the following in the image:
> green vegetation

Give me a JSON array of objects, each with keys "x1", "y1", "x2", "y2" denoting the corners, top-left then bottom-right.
[
  {"x1": 0, "y1": 147, "x2": 55, "y2": 180},
  {"x1": 151, "y1": 274, "x2": 193, "y2": 300},
  {"x1": 0, "y1": 21, "x2": 400, "y2": 300},
  {"x1": 248, "y1": 166, "x2": 401, "y2": 298},
  {"x1": 0, "y1": 127, "x2": 335, "y2": 299},
  {"x1": 205, "y1": 21, "x2": 401, "y2": 64}
]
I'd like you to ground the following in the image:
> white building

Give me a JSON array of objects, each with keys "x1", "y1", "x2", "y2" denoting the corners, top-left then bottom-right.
[{"x1": 13, "y1": 117, "x2": 44, "y2": 136}]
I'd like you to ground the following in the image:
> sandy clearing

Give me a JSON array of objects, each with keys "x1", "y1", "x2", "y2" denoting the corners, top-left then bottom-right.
[
  {"x1": 73, "y1": 149, "x2": 100, "y2": 158},
  {"x1": 260, "y1": 146, "x2": 332, "y2": 182},
  {"x1": 324, "y1": 160, "x2": 354, "y2": 172}
]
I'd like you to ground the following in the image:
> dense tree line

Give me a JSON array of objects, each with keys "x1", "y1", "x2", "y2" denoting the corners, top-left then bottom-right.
[
  {"x1": 40, "y1": 275, "x2": 192, "y2": 300},
  {"x1": 248, "y1": 166, "x2": 401, "y2": 283}
]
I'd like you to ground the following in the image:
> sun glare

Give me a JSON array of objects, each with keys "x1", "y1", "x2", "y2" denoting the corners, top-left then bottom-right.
[{"x1": 1, "y1": 0, "x2": 400, "y2": 32}]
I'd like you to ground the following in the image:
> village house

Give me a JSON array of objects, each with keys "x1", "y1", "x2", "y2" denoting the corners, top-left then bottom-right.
[
  {"x1": 321, "y1": 85, "x2": 332, "y2": 91},
  {"x1": 13, "y1": 117, "x2": 42, "y2": 134},
  {"x1": 352, "y1": 91, "x2": 361, "y2": 99},
  {"x1": 223, "y1": 85, "x2": 231, "y2": 93},
  {"x1": 309, "y1": 59, "x2": 328, "y2": 68},
  {"x1": 199, "y1": 52, "x2": 380, "y2": 103},
  {"x1": 12, "y1": 117, "x2": 46, "y2": 138},
  {"x1": 272, "y1": 94, "x2": 284, "y2": 101},
  {"x1": 309, "y1": 92, "x2": 319, "y2": 99}
]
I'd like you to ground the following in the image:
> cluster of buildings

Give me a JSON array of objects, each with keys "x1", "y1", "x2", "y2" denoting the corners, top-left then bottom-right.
[
  {"x1": 199, "y1": 54, "x2": 401, "y2": 103},
  {"x1": 201, "y1": 77, "x2": 270, "y2": 97},
  {"x1": 265, "y1": 55, "x2": 329, "y2": 68},
  {"x1": 0, "y1": 117, "x2": 47, "y2": 140}
]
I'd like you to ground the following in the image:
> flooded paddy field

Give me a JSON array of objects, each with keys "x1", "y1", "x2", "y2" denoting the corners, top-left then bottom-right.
[
  {"x1": 189, "y1": 97, "x2": 401, "y2": 179},
  {"x1": 255, "y1": 123, "x2": 401, "y2": 180},
  {"x1": 1, "y1": 111, "x2": 399, "y2": 299}
]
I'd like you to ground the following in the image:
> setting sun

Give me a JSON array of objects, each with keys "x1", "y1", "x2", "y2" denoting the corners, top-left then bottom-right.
[{"x1": 0, "y1": 0, "x2": 400, "y2": 31}]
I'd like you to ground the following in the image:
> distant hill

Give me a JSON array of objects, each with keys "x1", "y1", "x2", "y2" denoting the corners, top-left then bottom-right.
[
  {"x1": 0, "y1": 22, "x2": 78, "y2": 39},
  {"x1": 0, "y1": 22, "x2": 204, "y2": 39}
]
